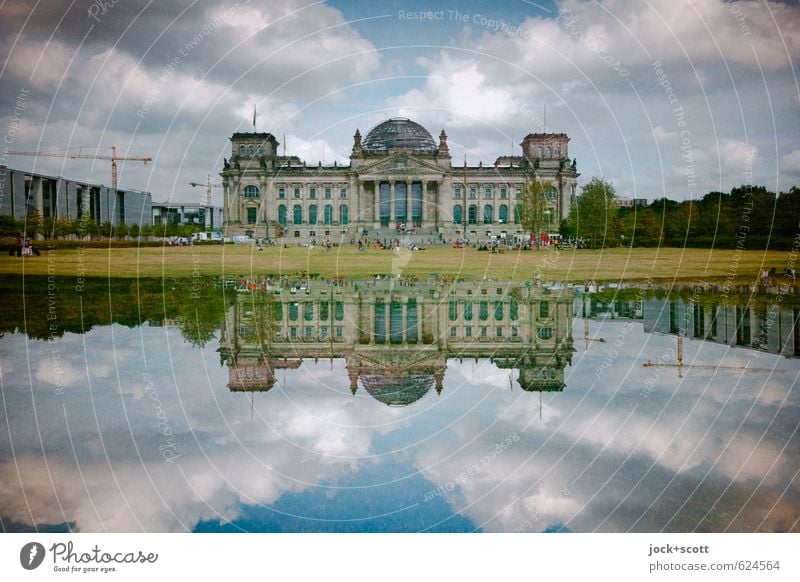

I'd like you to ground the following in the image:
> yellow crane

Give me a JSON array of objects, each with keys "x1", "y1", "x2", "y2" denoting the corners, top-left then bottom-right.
[
  {"x1": 6, "y1": 146, "x2": 152, "y2": 189},
  {"x1": 642, "y1": 336, "x2": 786, "y2": 378},
  {"x1": 189, "y1": 175, "x2": 223, "y2": 228}
]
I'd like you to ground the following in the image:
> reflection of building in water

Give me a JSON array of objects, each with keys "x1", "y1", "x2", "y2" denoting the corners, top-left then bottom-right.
[
  {"x1": 574, "y1": 294, "x2": 643, "y2": 320},
  {"x1": 643, "y1": 297, "x2": 799, "y2": 358},
  {"x1": 218, "y1": 281, "x2": 575, "y2": 404},
  {"x1": 577, "y1": 291, "x2": 799, "y2": 357}
]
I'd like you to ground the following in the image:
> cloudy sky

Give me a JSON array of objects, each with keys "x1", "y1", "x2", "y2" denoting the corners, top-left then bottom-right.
[
  {"x1": 1, "y1": 0, "x2": 799, "y2": 205},
  {"x1": 2, "y1": 314, "x2": 797, "y2": 532}
]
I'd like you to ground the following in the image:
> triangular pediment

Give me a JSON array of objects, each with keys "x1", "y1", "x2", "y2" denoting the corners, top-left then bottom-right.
[
  {"x1": 352, "y1": 345, "x2": 444, "y2": 370},
  {"x1": 357, "y1": 153, "x2": 443, "y2": 177}
]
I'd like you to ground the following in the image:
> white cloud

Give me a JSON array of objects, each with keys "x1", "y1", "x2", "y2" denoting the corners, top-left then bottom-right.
[
  {"x1": 782, "y1": 149, "x2": 800, "y2": 175},
  {"x1": 718, "y1": 139, "x2": 758, "y2": 170},
  {"x1": 1, "y1": 36, "x2": 75, "y2": 89}
]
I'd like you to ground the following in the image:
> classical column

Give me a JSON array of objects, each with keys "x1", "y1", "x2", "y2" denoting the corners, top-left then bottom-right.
[
  {"x1": 421, "y1": 180, "x2": 428, "y2": 224},
  {"x1": 401, "y1": 298, "x2": 407, "y2": 344},
  {"x1": 369, "y1": 298, "x2": 376, "y2": 345},
  {"x1": 389, "y1": 180, "x2": 395, "y2": 224},
  {"x1": 373, "y1": 181, "x2": 380, "y2": 223},
  {"x1": 406, "y1": 179, "x2": 412, "y2": 226},
  {"x1": 415, "y1": 301, "x2": 422, "y2": 344},
  {"x1": 384, "y1": 301, "x2": 391, "y2": 343}
]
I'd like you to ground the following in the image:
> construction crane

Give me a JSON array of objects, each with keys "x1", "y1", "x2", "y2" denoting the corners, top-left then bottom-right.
[
  {"x1": 642, "y1": 336, "x2": 786, "y2": 378},
  {"x1": 6, "y1": 146, "x2": 152, "y2": 190},
  {"x1": 189, "y1": 175, "x2": 223, "y2": 229},
  {"x1": 583, "y1": 319, "x2": 606, "y2": 350}
]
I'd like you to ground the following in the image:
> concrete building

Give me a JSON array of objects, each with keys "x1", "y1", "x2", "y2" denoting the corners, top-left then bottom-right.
[
  {"x1": 221, "y1": 118, "x2": 579, "y2": 243},
  {"x1": 218, "y1": 280, "x2": 576, "y2": 402},
  {"x1": 0, "y1": 165, "x2": 151, "y2": 226},
  {"x1": 151, "y1": 201, "x2": 223, "y2": 229},
  {"x1": 612, "y1": 197, "x2": 648, "y2": 208},
  {"x1": 643, "y1": 296, "x2": 799, "y2": 358}
]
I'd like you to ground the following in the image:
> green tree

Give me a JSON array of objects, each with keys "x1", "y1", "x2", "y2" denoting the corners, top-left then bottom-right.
[
  {"x1": 100, "y1": 221, "x2": 113, "y2": 238},
  {"x1": 0, "y1": 215, "x2": 19, "y2": 237},
  {"x1": 113, "y1": 222, "x2": 130, "y2": 239},
  {"x1": 567, "y1": 178, "x2": 619, "y2": 248},
  {"x1": 24, "y1": 208, "x2": 42, "y2": 238},
  {"x1": 55, "y1": 217, "x2": 74, "y2": 238},
  {"x1": 140, "y1": 223, "x2": 153, "y2": 238},
  {"x1": 518, "y1": 180, "x2": 550, "y2": 246},
  {"x1": 129, "y1": 223, "x2": 140, "y2": 238},
  {"x1": 621, "y1": 208, "x2": 662, "y2": 247}
]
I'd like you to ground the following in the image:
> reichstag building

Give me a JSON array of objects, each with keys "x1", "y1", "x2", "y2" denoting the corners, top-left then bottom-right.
[{"x1": 221, "y1": 117, "x2": 579, "y2": 242}]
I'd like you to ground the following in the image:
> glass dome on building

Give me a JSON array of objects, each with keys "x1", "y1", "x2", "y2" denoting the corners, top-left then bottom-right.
[
  {"x1": 361, "y1": 118, "x2": 437, "y2": 153},
  {"x1": 359, "y1": 372, "x2": 435, "y2": 406}
]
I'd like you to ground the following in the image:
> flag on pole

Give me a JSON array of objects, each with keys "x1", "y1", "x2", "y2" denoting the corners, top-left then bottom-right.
[{"x1": 253, "y1": 104, "x2": 256, "y2": 130}]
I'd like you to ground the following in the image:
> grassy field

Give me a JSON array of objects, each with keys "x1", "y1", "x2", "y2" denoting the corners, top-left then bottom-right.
[{"x1": 0, "y1": 244, "x2": 793, "y2": 283}]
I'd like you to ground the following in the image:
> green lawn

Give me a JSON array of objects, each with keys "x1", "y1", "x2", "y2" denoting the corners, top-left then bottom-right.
[{"x1": 0, "y1": 244, "x2": 792, "y2": 283}]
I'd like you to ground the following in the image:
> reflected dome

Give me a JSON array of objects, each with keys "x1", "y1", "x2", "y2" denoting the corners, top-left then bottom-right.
[
  {"x1": 362, "y1": 118, "x2": 437, "y2": 153},
  {"x1": 359, "y1": 372, "x2": 434, "y2": 406}
]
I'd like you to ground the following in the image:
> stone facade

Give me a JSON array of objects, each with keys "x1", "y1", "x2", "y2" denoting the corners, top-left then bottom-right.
[
  {"x1": 221, "y1": 118, "x2": 579, "y2": 242},
  {"x1": 218, "y1": 280, "x2": 575, "y2": 402}
]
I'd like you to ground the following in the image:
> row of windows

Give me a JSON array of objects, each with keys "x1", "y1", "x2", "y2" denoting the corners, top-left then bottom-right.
[
  {"x1": 278, "y1": 187, "x2": 347, "y2": 200},
  {"x1": 453, "y1": 186, "x2": 522, "y2": 200},
  {"x1": 241, "y1": 186, "x2": 349, "y2": 200},
  {"x1": 453, "y1": 185, "x2": 559, "y2": 200},
  {"x1": 450, "y1": 326, "x2": 519, "y2": 338},
  {"x1": 453, "y1": 204, "x2": 514, "y2": 224},
  {"x1": 535, "y1": 145, "x2": 562, "y2": 158},
  {"x1": 238, "y1": 144, "x2": 264, "y2": 156},
  {"x1": 284, "y1": 301, "x2": 346, "y2": 321},
  {"x1": 246, "y1": 204, "x2": 350, "y2": 225},
  {"x1": 448, "y1": 300, "x2": 520, "y2": 322},
  {"x1": 286, "y1": 326, "x2": 344, "y2": 339},
  {"x1": 448, "y1": 326, "x2": 552, "y2": 339}
]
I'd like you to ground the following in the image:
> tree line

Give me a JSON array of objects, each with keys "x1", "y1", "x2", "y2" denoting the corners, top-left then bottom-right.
[
  {"x1": 0, "y1": 210, "x2": 202, "y2": 239},
  {"x1": 523, "y1": 178, "x2": 799, "y2": 250}
]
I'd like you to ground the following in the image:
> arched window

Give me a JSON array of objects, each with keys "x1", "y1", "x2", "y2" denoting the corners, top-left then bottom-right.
[
  {"x1": 324, "y1": 204, "x2": 333, "y2": 225},
  {"x1": 448, "y1": 300, "x2": 459, "y2": 321},
  {"x1": 554, "y1": 146, "x2": 560, "y2": 157},
  {"x1": 538, "y1": 327, "x2": 553, "y2": 340},
  {"x1": 339, "y1": 204, "x2": 349, "y2": 225},
  {"x1": 239, "y1": 145, "x2": 246, "y2": 156},
  {"x1": 335, "y1": 301, "x2": 344, "y2": 321},
  {"x1": 289, "y1": 302, "x2": 299, "y2": 321},
  {"x1": 278, "y1": 205, "x2": 287, "y2": 226},
  {"x1": 468, "y1": 204, "x2": 477, "y2": 225},
  {"x1": 513, "y1": 204, "x2": 521, "y2": 223},
  {"x1": 498, "y1": 204, "x2": 508, "y2": 223},
  {"x1": 545, "y1": 146, "x2": 551, "y2": 158},
  {"x1": 464, "y1": 302, "x2": 473, "y2": 321},
  {"x1": 248, "y1": 145, "x2": 255, "y2": 156},
  {"x1": 453, "y1": 204, "x2": 462, "y2": 224},
  {"x1": 544, "y1": 185, "x2": 558, "y2": 200},
  {"x1": 509, "y1": 297, "x2": 519, "y2": 321},
  {"x1": 243, "y1": 185, "x2": 260, "y2": 198},
  {"x1": 293, "y1": 204, "x2": 302, "y2": 224},
  {"x1": 494, "y1": 301, "x2": 504, "y2": 321},
  {"x1": 483, "y1": 204, "x2": 493, "y2": 223},
  {"x1": 536, "y1": 146, "x2": 542, "y2": 157},
  {"x1": 308, "y1": 204, "x2": 317, "y2": 225},
  {"x1": 257, "y1": 145, "x2": 264, "y2": 155},
  {"x1": 479, "y1": 301, "x2": 488, "y2": 321},
  {"x1": 304, "y1": 302, "x2": 314, "y2": 321}
]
